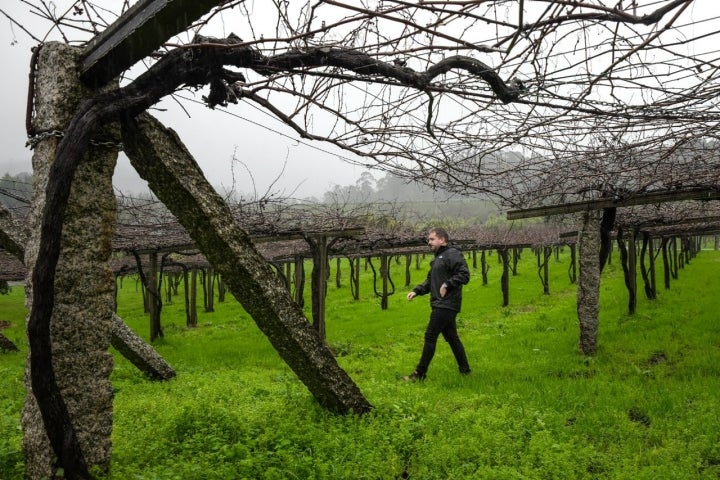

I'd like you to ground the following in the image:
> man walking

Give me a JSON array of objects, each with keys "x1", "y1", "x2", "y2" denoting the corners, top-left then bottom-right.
[{"x1": 403, "y1": 227, "x2": 471, "y2": 381}]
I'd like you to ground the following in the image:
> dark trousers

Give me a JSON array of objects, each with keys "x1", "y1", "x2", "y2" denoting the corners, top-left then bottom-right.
[{"x1": 416, "y1": 307, "x2": 470, "y2": 376}]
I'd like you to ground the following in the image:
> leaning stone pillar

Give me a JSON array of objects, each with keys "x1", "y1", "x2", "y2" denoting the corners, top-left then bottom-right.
[
  {"x1": 0, "y1": 332, "x2": 19, "y2": 352},
  {"x1": 111, "y1": 314, "x2": 176, "y2": 380},
  {"x1": 122, "y1": 112, "x2": 372, "y2": 414},
  {"x1": 22, "y1": 42, "x2": 117, "y2": 478},
  {"x1": 576, "y1": 209, "x2": 602, "y2": 355}
]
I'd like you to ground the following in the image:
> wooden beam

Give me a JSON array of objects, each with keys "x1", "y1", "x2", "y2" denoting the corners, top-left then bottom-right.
[
  {"x1": 114, "y1": 228, "x2": 366, "y2": 255},
  {"x1": 253, "y1": 228, "x2": 366, "y2": 244},
  {"x1": 506, "y1": 188, "x2": 720, "y2": 220},
  {"x1": 641, "y1": 226, "x2": 720, "y2": 237},
  {"x1": 559, "y1": 231, "x2": 579, "y2": 239},
  {"x1": 632, "y1": 215, "x2": 720, "y2": 229},
  {"x1": 563, "y1": 224, "x2": 720, "y2": 240},
  {"x1": 80, "y1": 0, "x2": 223, "y2": 87}
]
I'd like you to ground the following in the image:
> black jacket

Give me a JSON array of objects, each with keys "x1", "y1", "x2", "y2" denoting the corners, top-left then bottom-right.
[{"x1": 413, "y1": 244, "x2": 470, "y2": 312}]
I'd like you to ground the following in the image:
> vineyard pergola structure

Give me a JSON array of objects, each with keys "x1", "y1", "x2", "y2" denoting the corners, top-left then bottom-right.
[
  {"x1": 6, "y1": 195, "x2": 711, "y2": 329},
  {"x1": 2, "y1": 199, "x2": 713, "y2": 358},
  {"x1": 3, "y1": 0, "x2": 720, "y2": 477},
  {"x1": 4, "y1": 194, "x2": 572, "y2": 344}
]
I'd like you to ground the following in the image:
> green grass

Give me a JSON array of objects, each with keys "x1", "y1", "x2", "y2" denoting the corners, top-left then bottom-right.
[{"x1": 2, "y1": 247, "x2": 720, "y2": 479}]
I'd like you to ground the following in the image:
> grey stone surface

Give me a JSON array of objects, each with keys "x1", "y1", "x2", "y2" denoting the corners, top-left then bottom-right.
[
  {"x1": 22, "y1": 42, "x2": 117, "y2": 478},
  {"x1": 577, "y1": 210, "x2": 601, "y2": 355},
  {"x1": 111, "y1": 313, "x2": 176, "y2": 380}
]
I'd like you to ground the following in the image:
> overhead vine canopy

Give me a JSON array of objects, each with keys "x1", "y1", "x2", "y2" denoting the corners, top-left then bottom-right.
[{"x1": 8, "y1": 0, "x2": 720, "y2": 207}]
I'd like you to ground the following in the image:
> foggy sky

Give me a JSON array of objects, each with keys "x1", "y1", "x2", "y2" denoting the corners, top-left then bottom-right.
[{"x1": 0, "y1": 2, "x2": 366, "y2": 200}]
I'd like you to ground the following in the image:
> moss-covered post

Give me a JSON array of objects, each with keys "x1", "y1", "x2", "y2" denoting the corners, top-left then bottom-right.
[
  {"x1": 481, "y1": 250, "x2": 489, "y2": 286},
  {"x1": 310, "y1": 235, "x2": 328, "y2": 339},
  {"x1": 294, "y1": 254, "x2": 306, "y2": 307},
  {"x1": 627, "y1": 228, "x2": 638, "y2": 313},
  {"x1": 23, "y1": 42, "x2": 117, "y2": 478},
  {"x1": 568, "y1": 243, "x2": 577, "y2": 284},
  {"x1": 577, "y1": 209, "x2": 601, "y2": 355},
  {"x1": 380, "y1": 254, "x2": 390, "y2": 310},
  {"x1": 147, "y1": 251, "x2": 163, "y2": 340},
  {"x1": 542, "y1": 246, "x2": 551, "y2": 295},
  {"x1": 189, "y1": 268, "x2": 198, "y2": 327},
  {"x1": 498, "y1": 247, "x2": 510, "y2": 306},
  {"x1": 349, "y1": 257, "x2": 360, "y2": 300}
]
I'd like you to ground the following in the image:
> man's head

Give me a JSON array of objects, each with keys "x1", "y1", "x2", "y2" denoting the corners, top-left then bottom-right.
[{"x1": 427, "y1": 227, "x2": 449, "y2": 252}]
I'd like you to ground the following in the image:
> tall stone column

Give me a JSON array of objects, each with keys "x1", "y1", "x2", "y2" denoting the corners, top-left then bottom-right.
[
  {"x1": 577, "y1": 209, "x2": 601, "y2": 355},
  {"x1": 22, "y1": 42, "x2": 117, "y2": 478}
]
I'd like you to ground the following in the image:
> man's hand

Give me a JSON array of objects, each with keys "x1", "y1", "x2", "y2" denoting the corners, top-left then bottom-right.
[
  {"x1": 440, "y1": 283, "x2": 448, "y2": 298},
  {"x1": 406, "y1": 291, "x2": 417, "y2": 301}
]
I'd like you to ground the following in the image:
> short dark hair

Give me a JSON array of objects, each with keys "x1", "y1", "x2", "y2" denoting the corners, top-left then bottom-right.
[{"x1": 429, "y1": 227, "x2": 449, "y2": 242}]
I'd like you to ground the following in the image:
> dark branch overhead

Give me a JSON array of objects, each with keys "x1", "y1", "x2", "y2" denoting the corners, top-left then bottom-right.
[
  {"x1": 80, "y1": 0, "x2": 223, "y2": 87},
  {"x1": 13, "y1": 1, "x2": 720, "y2": 206},
  {"x1": 506, "y1": 188, "x2": 720, "y2": 220}
]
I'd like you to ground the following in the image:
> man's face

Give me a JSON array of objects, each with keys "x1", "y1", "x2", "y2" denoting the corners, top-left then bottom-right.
[{"x1": 427, "y1": 232, "x2": 447, "y2": 252}]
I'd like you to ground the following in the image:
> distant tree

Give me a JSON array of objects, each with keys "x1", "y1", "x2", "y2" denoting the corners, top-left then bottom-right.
[
  {"x1": 375, "y1": 174, "x2": 433, "y2": 202},
  {"x1": 355, "y1": 171, "x2": 376, "y2": 199}
]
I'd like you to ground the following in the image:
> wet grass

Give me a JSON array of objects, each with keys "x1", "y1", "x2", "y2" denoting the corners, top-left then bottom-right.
[{"x1": 1, "y1": 247, "x2": 720, "y2": 478}]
